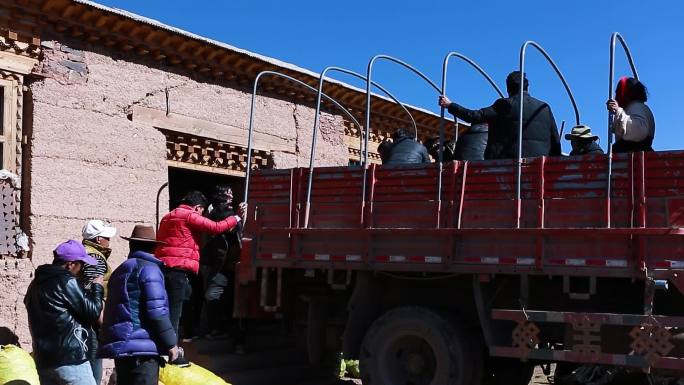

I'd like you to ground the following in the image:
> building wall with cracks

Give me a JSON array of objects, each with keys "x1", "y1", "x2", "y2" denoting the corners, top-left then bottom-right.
[{"x1": 0, "y1": 37, "x2": 350, "y2": 366}]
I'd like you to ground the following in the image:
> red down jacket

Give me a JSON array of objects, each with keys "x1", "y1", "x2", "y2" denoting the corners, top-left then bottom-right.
[{"x1": 156, "y1": 204, "x2": 239, "y2": 274}]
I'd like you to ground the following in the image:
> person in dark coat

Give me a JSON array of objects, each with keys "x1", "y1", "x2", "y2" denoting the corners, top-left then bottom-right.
[
  {"x1": 426, "y1": 123, "x2": 488, "y2": 162},
  {"x1": 200, "y1": 185, "x2": 245, "y2": 350},
  {"x1": 99, "y1": 225, "x2": 187, "y2": 385},
  {"x1": 377, "y1": 127, "x2": 431, "y2": 165},
  {"x1": 439, "y1": 71, "x2": 561, "y2": 160},
  {"x1": 565, "y1": 125, "x2": 604, "y2": 156},
  {"x1": 24, "y1": 240, "x2": 104, "y2": 385}
]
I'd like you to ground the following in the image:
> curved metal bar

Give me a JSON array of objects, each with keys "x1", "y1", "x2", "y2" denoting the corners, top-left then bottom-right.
[
  {"x1": 244, "y1": 70, "x2": 363, "y2": 202},
  {"x1": 363, "y1": 55, "x2": 442, "y2": 220},
  {"x1": 516, "y1": 41, "x2": 581, "y2": 228},
  {"x1": 606, "y1": 32, "x2": 639, "y2": 228},
  {"x1": 155, "y1": 182, "x2": 169, "y2": 231},
  {"x1": 436, "y1": 52, "x2": 505, "y2": 227},
  {"x1": 304, "y1": 66, "x2": 418, "y2": 228},
  {"x1": 364, "y1": 54, "x2": 441, "y2": 166},
  {"x1": 440, "y1": 51, "x2": 505, "y2": 161}
]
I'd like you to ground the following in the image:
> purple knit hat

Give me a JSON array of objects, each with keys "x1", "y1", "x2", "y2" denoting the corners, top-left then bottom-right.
[{"x1": 53, "y1": 240, "x2": 97, "y2": 265}]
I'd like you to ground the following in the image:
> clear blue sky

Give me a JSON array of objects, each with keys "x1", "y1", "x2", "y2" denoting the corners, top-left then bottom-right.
[{"x1": 98, "y1": 0, "x2": 682, "y2": 153}]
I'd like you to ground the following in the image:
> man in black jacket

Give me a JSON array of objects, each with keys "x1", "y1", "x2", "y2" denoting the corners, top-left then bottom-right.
[
  {"x1": 25, "y1": 240, "x2": 103, "y2": 385},
  {"x1": 439, "y1": 71, "x2": 561, "y2": 160},
  {"x1": 377, "y1": 127, "x2": 430, "y2": 165},
  {"x1": 201, "y1": 185, "x2": 245, "y2": 350}
]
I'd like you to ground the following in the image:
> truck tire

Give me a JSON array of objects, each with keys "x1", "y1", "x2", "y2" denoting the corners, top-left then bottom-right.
[{"x1": 359, "y1": 306, "x2": 478, "y2": 385}]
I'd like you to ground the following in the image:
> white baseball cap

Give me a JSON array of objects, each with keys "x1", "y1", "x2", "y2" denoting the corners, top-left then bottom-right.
[{"x1": 82, "y1": 220, "x2": 117, "y2": 240}]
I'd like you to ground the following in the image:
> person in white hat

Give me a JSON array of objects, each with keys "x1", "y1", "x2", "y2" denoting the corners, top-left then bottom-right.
[{"x1": 80, "y1": 219, "x2": 117, "y2": 385}]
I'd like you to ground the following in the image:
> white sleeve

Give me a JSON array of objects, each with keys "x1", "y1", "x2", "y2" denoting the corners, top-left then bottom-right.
[{"x1": 612, "y1": 104, "x2": 650, "y2": 142}]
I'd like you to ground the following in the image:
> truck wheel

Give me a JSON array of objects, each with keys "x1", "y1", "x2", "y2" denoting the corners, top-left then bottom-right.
[{"x1": 359, "y1": 307, "x2": 477, "y2": 385}]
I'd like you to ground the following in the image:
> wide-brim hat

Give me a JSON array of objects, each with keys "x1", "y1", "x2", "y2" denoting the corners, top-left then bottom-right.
[
  {"x1": 121, "y1": 225, "x2": 164, "y2": 244},
  {"x1": 565, "y1": 125, "x2": 598, "y2": 140}
]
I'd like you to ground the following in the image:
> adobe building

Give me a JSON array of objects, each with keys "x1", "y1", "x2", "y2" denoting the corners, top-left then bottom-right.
[{"x1": 0, "y1": 0, "x2": 453, "y2": 356}]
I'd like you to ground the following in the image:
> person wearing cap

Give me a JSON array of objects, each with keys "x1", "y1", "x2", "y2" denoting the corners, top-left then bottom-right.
[
  {"x1": 156, "y1": 190, "x2": 246, "y2": 337},
  {"x1": 24, "y1": 240, "x2": 104, "y2": 385},
  {"x1": 439, "y1": 71, "x2": 561, "y2": 160},
  {"x1": 99, "y1": 225, "x2": 188, "y2": 385},
  {"x1": 606, "y1": 77, "x2": 655, "y2": 153},
  {"x1": 565, "y1": 125, "x2": 604, "y2": 156},
  {"x1": 81, "y1": 219, "x2": 117, "y2": 385}
]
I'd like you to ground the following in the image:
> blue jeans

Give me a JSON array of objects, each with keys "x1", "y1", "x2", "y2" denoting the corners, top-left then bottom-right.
[
  {"x1": 90, "y1": 358, "x2": 102, "y2": 385},
  {"x1": 38, "y1": 361, "x2": 97, "y2": 385}
]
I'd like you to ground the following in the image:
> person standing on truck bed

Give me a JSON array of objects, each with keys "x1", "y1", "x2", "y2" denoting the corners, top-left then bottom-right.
[
  {"x1": 606, "y1": 77, "x2": 655, "y2": 153},
  {"x1": 377, "y1": 127, "x2": 431, "y2": 165},
  {"x1": 438, "y1": 71, "x2": 561, "y2": 159},
  {"x1": 156, "y1": 190, "x2": 247, "y2": 338}
]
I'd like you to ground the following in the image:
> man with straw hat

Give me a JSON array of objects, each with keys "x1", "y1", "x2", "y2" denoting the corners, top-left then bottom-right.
[
  {"x1": 565, "y1": 125, "x2": 604, "y2": 156},
  {"x1": 99, "y1": 225, "x2": 188, "y2": 385}
]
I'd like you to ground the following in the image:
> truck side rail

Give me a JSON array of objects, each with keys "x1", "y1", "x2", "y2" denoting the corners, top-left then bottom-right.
[{"x1": 245, "y1": 150, "x2": 684, "y2": 289}]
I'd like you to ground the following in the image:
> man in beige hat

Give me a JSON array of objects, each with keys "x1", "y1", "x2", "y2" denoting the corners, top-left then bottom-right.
[{"x1": 565, "y1": 125, "x2": 604, "y2": 156}]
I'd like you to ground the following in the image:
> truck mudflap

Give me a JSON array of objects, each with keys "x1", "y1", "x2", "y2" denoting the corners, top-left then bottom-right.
[{"x1": 489, "y1": 309, "x2": 684, "y2": 372}]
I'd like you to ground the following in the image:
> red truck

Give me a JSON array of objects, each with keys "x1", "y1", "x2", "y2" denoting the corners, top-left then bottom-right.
[{"x1": 233, "y1": 36, "x2": 683, "y2": 384}]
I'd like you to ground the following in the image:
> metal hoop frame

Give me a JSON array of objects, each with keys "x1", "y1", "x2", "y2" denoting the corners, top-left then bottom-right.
[
  {"x1": 244, "y1": 70, "x2": 363, "y2": 202},
  {"x1": 516, "y1": 41, "x2": 581, "y2": 228},
  {"x1": 606, "y1": 32, "x2": 639, "y2": 228},
  {"x1": 304, "y1": 66, "x2": 418, "y2": 228}
]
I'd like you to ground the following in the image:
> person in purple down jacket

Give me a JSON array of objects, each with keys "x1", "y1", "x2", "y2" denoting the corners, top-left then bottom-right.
[{"x1": 99, "y1": 225, "x2": 188, "y2": 385}]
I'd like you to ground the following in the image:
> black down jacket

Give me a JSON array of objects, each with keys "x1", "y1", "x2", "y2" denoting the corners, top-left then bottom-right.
[
  {"x1": 24, "y1": 264, "x2": 103, "y2": 369},
  {"x1": 378, "y1": 136, "x2": 430, "y2": 165},
  {"x1": 453, "y1": 124, "x2": 488, "y2": 161},
  {"x1": 447, "y1": 92, "x2": 561, "y2": 160}
]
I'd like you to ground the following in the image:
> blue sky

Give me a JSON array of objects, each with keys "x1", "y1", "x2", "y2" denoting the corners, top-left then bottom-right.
[{"x1": 98, "y1": 0, "x2": 682, "y2": 153}]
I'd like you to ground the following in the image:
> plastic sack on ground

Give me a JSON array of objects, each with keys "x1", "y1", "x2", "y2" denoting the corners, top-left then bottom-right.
[
  {"x1": 159, "y1": 362, "x2": 230, "y2": 385},
  {"x1": 0, "y1": 344, "x2": 40, "y2": 385}
]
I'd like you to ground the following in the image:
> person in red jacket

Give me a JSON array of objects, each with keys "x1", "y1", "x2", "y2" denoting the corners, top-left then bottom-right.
[{"x1": 156, "y1": 190, "x2": 246, "y2": 336}]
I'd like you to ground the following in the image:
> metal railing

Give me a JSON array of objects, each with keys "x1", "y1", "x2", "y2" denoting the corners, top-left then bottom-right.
[
  {"x1": 438, "y1": 52, "x2": 505, "y2": 227},
  {"x1": 606, "y1": 32, "x2": 639, "y2": 228},
  {"x1": 516, "y1": 41, "x2": 581, "y2": 228},
  {"x1": 363, "y1": 55, "x2": 441, "y2": 212},
  {"x1": 244, "y1": 70, "x2": 363, "y2": 202},
  {"x1": 304, "y1": 66, "x2": 417, "y2": 228}
]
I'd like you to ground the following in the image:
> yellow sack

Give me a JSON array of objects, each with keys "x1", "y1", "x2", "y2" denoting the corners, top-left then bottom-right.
[
  {"x1": 0, "y1": 344, "x2": 40, "y2": 385},
  {"x1": 159, "y1": 362, "x2": 230, "y2": 385}
]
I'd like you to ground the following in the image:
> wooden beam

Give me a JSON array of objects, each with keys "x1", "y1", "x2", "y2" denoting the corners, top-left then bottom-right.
[
  {"x1": 166, "y1": 160, "x2": 247, "y2": 177},
  {"x1": 0, "y1": 50, "x2": 37, "y2": 74},
  {"x1": 131, "y1": 106, "x2": 294, "y2": 153}
]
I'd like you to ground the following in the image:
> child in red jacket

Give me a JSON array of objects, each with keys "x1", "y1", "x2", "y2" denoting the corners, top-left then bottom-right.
[{"x1": 156, "y1": 190, "x2": 246, "y2": 336}]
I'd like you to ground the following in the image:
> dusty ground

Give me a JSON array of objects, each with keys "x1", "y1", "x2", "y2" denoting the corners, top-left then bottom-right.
[{"x1": 338, "y1": 366, "x2": 552, "y2": 384}]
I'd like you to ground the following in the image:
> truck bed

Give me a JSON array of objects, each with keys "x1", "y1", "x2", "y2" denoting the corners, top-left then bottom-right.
[{"x1": 244, "y1": 150, "x2": 684, "y2": 290}]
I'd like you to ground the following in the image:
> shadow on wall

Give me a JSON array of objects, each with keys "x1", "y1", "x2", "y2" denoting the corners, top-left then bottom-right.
[{"x1": 0, "y1": 327, "x2": 20, "y2": 347}]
